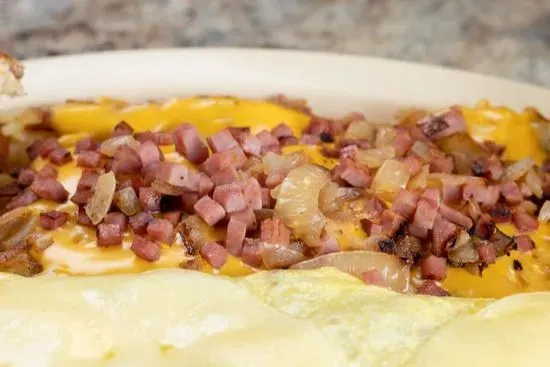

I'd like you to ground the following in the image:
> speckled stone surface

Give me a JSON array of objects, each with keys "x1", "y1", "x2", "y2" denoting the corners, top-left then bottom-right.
[{"x1": 2, "y1": 0, "x2": 550, "y2": 86}]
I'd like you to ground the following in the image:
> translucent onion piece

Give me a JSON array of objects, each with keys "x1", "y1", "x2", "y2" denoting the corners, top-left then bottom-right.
[
  {"x1": 260, "y1": 241, "x2": 306, "y2": 269},
  {"x1": 524, "y1": 168, "x2": 543, "y2": 198},
  {"x1": 371, "y1": 159, "x2": 410, "y2": 194},
  {"x1": 448, "y1": 230, "x2": 479, "y2": 266},
  {"x1": 531, "y1": 120, "x2": 550, "y2": 152},
  {"x1": 428, "y1": 173, "x2": 485, "y2": 186},
  {"x1": 113, "y1": 186, "x2": 140, "y2": 216},
  {"x1": 291, "y1": 250, "x2": 410, "y2": 292},
  {"x1": 85, "y1": 171, "x2": 116, "y2": 225},
  {"x1": 262, "y1": 151, "x2": 309, "y2": 175},
  {"x1": 99, "y1": 135, "x2": 139, "y2": 157},
  {"x1": 539, "y1": 201, "x2": 550, "y2": 223},
  {"x1": 318, "y1": 181, "x2": 361, "y2": 214},
  {"x1": 374, "y1": 125, "x2": 396, "y2": 148},
  {"x1": 410, "y1": 141, "x2": 430, "y2": 161},
  {"x1": 505, "y1": 157, "x2": 534, "y2": 181},
  {"x1": 0, "y1": 207, "x2": 37, "y2": 249},
  {"x1": 408, "y1": 164, "x2": 429, "y2": 190},
  {"x1": 274, "y1": 164, "x2": 330, "y2": 247},
  {"x1": 344, "y1": 120, "x2": 375, "y2": 140},
  {"x1": 356, "y1": 146, "x2": 396, "y2": 169},
  {"x1": 151, "y1": 179, "x2": 184, "y2": 196}
]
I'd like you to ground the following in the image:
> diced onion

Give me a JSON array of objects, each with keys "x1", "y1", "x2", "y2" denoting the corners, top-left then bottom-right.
[
  {"x1": 290, "y1": 250, "x2": 410, "y2": 292},
  {"x1": 260, "y1": 241, "x2": 306, "y2": 269},
  {"x1": 344, "y1": 120, "x2": 375, "y2": 140},
  {"x1": 524, "y1": 168, "x2": 543, "y2": 198},
  {"x1": 375, "y1": 125, "x2": 396, "y2": 148},
  {"x1": 262, "y1": 151, "x2": 309, "y2": 175},
  {"x1": 531, "y1": 120, "x2": 550, "y2": 152},
  {"x1": 505, "y1": 157, "x2": 534, "y2": 181},
  {"x1": 0, "y1": 207, "x2": 38, "y2": 248},
  {"x1": 371, "y1": 159, "x2": 410, "y2": 194},
  {"x1": 113, "y1": 186, "x2": 141, "y2": 216},
  {"x1": 99, "y1": 135, "x2": 140, "y2": 157},
  {"x1": 428, "y1": 173, "x2": 485, "y2": 186},
  {"x1": 539, "y1": 201, "x2": 550, "y2": 223},
  {"x1": 318, "y1": 181, "x2": 361, "y2": 214},
  {"x1": 408, "y1": 164, "x2": 429, "y2": 190},
  {"x1": 356, "y1": 146, "x2": 396, "y2": 169},
  {"x1": 85, "y1": 171, "x2": 116, "y2": 225},
  {"x1": 274, "y1": 164, "x2": 330, "y2": 247},
  {"x1": 410, "y1": 141, "x2": 430, "y2": 161},
  {"x1": 448, "y1": 230, "x2": 479, "y2": 266}
]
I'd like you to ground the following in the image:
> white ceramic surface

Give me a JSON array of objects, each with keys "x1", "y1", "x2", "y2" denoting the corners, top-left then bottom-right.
[{"x1": 2, "y1": 48, "x2": 550, "y2": 120}]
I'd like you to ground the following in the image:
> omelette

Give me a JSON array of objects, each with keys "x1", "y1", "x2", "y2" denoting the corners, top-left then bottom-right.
[{"x1": 0, "y1": 95, "x2": 549, "y2": 366}]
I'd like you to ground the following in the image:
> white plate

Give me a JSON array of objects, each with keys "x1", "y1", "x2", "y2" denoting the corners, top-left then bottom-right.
[{"x1": 2, "y1": 48, "x2": 550, "y2": 120}]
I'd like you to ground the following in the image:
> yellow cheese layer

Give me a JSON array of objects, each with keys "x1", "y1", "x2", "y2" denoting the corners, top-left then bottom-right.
[{"x1": 33, "y1": 97, "x2": 549, "y2": 298}]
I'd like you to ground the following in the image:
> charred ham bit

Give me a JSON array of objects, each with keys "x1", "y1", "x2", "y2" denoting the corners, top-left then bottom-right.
[
  {"x1": 417, "y1": 109, "x2": 466, "y2": 140},
  {"x1": 96, "y1": 223, "x2": 123, "y2": 247},
  {"x1": 489, "y1": 203, "x2": 512, "y2": 223},
  {"x1": 30, "y1": 177, "x2": 68, "y2": 203},
  {"x1": 131, "y1": 236, "x2": 161, "y2": 262},
  {"x1": 416, "y1": 281, "x2": 449, "y2": 297},
  {"x1": 39, "y1": 210, "x2": 69, "y2": 230},
  {"x1": 129, "y1": 211, "x2": 154, "y2": 235}
]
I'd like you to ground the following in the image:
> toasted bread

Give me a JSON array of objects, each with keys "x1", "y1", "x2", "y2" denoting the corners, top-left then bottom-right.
[{"x1": 0, "y1": 52, "x2": 24, "y2": 97}]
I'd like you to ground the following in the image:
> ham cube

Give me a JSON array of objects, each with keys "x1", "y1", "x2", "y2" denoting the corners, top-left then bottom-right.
[
  {"x1": 421, "y1": 255, "x2": 447, "y2": 280},
  {"x1": 515, "y1": 235, "x2": 535, "y2": 253},
  {"x1": 392, "y1": 190, "x2": 419, "y2": 219},
  {"x1": 49, "y1": 148, "x2": 72, "y2": 166},
  {"x1": 137, "y1": 140, "x2": 163, "y2": 168},
  {"x1": 200, "y1": 147, "x2": 247, "y2": 175},
  {"x1": 112, "y1": 145, "x2": 142, "y2": 175},
  {"x1": 200, "y1": 241, "x2": 228, "y2": 269},
  {"x1": 207, "y1": 129, "x2": 239, "y2": 153},
  {"x1": 243, "y1": 178, "x2": 262, "y2": 210},
  {"x1": 131, "y1": 236, "x2": 161, "y2": 262},
  {"x1": 129, "y1": 211, "x2": 154, "y2": 235},
  {"x1": 211, "y1": 167, "x2": 239, "y2": 186},
  {"x1": 96, "y1": 223, "x2": 123, "y2": 247},
  {"x1": 30, "y1": 177, "x2": 68, "y2": 203},
  {"x1": 39, "y1": 210, "x2": 69, "y2": 230},
  {"x1": 173, "y1": 124, "x2": 209, "y2": 164},
  {"x1": 156, "y1": 162, "x2": 199, "y2": 191},
  {"x1": 17, "y1": 168, "x2": 36, "y2": 187},
  {"x1": 75, "y1": 137, "x2": 98, "y2": 153},
  {"x1": 241, "y1": 238, "x2": 262, "y2": 268},
  {"x1": 260, "y1": 218, "x2": 290, "y2": 245},
  {"x1": 104, "y1": 212, "x2": 128, "y2": 231},
  {"x1": 271, "y1": 123, "x2": 293, "y2": 138},
  {"x1": 431, "y1": 214, "x2": 457, "y2": 256},
  {"x1": 112, "y1": 121, "x2": 134, "y2": 136},
  {"x1": 147, "y1": 218, "x2": 175, "y2": 244},
  {"x1": 77, "y1": 151, "x2": 102, "y2": 168},
  {"x1": 226, "y1": 217, "x2": 247, "y2": 256},
  {"x1": 139, "y1": 187, "x2": 161, "y2": 212},
  {"x1": 512, "y1": 210, "x2": 539, "y2": 232},
  {"x1": 213, "y1": 183, "x2": 246, "y2": 213},
  {"x1": 412, "y1": 199, "x2": 438, "y2": 231},
  {"x1": 236, "y1": 133, "x2": 262, "y2": 157},
  {"x1": 230, "y1": 206, "x2": 257, "y2": 231},
  {"x1": 193, "y1": 196, "x2": 226, "y2": 226},
  {"x1": 477, "y1": 243, "x2": 496, "y2": 264},
  {"x1": 38, "y1": 138, "x2": 62, "y2": 158}
]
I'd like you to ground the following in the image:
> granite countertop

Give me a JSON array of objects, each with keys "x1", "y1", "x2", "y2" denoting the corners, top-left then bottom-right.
[{"x1": 1, "y1": 0, "x2": 550, "y2": 86}]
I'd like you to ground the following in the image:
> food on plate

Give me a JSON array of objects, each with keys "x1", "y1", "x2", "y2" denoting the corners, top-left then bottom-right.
[
  {"x1": 0, "y1": 53, "x2": 24, "y2": 97},
  {"x1": 0, "y1": 95, "x2": 548, "y2": 299}
]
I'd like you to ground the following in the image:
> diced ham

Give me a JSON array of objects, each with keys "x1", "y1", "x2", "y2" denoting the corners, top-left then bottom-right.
[
  {"x1": 512, "y1": 210, "x2": 539, "y2": 232},
  {"x1": 156, "y1": 162, "x2": 199, "y2": 191},
  {"x1": 321, "y1": 147, "x2": 340, "y2": 158},
  {"x1": 181, "y1": 191, "x2": 199, "y2": 213},
  {"x1": 417, "y1": 109, "x2": 466, "y2": 140},
  {"x1": 486, "y1": 156, "x2": 503, "y2": 180},
  {"x1": 17, "y1": 168, "x2": 36, "y2": 187},
  {"x1": 412, "y1": 199, "x2": 438, "y2": 230},
  {"x1": 75, "y1": 137, "x2": 98, "y2": 153},
  {"x1": 442, "y1": 181, "x2": 463, "y2": 204},
  {"x1": 431, "y1": 214, "x2": 457, "y2": 256},
  {"x1": 104, "y1": 212, "x2": 128, "y2": 231},
  {"x1": 196, "y1": 173, "x2": 214, "y2": 197},
  {"x1": 207, "y1": 129, "x2": 239, "y2": 153},
  {"x1": 392, "y1": 128, "x2": 413, "y2": 157},
  {"x1": 77, "y1": 207, "x2": 94, "y2": 227},
  {"x1": 463, "y1": 184, "x2": 500, "y2": 209},
  {"x1": 193, "y1": 195, "x2": 226, "y2": 226},
  {"x1": 226, "y1": 217, "x2": 247, "y2": 256},
  {"x1": 489, "y1": 203, "x2": 512, "y2": 223},
  {"x1": 228, "y1": 127, "x2": 250, "y2": 138},
  {"x1": 256, "y1": 130, "x2": 280, "y2": 154},
  {"x1": 96, "y1": 223, "x2": 123, "y2": 247},
  {"x1": 162, "y1": 211, "x2": 182, "y2": 227},
  {"x1": 260, "y1": 218, "x2": 291, "y2": 245},
  {"x1": 361, "y1": 269, "x2": 385, "y2": 286},
  {"x1": 271, "y1": 123, "x2": 294, "y2": 138},
  {"x1": 38, "y1": 138, "x2": 62, "y2": 158},
  {"x1": 26, "y1": 139, "x2": 43, "y2": 161},
  {"x1": 336, "y1": 139, "x2": 372, "y2": 150},
  {"x1": 70, "y1": 189, "x2": 92, "y2": 205},
  {"x1": 236, "y1": 132, "x2": 262, "y2": 157},
  {"x1": 36, "y1": 164, "x2": 58, "y2": 179},
  {"x1": 417, "y1": 281, "x2": 449, "y2": 296},
  {"x1": 264, "y1": 172, "x2": 285, "y2": 188},
  {"x1": 429, "y1": 155, "x2": 454, "y2": 173},
  {"x1": 49, "y1": 148, "x2": 72, "y2": 166},
  {"x1": 39, "y1": 210, "x2": 69, "y2": 230},
  {"x1": 129, "y1": 211, "x2": 154, "y2": 235},
  {"x1": 77, "y1": 169, "x2": 99, "y2": 190},
  {"x1": 131, "y1": 236, "x2": 161, "y2": 262},
  {"x1": 380, "y1": 209, "x2": 406, "y2": 237},
  {"x1": 77, "y1": 151, "x2": 102, "y2": 168},
  {"x1": 473, "y1": 213, "x2": 495, "y2": 240},
  {"x1": 306, "y1": 117, "x2": 331, "y2": 135},
  {"x1": 409, "y1": 223, "x2": 428, "y2": 239},
  {"x1": 137, "y1": 140, "x2": 163, "y2": 168},
  {"x1": 200, "y1": 241, "x2": 228, "y2": 269},
  {"x1": 147, "y1": 218, "x2": 175, "y2": 244},
  {"x1": 392, "y1": 190, "x2": 419, "y2": 219},
  {"x1": 211, "y1": 167, "x2": 239, "y2": 186},
  {"x1": 300, "y1": 134, "x2": 321, "y2": 145},
  {"x1": 243, "y1": 178, "x2": 262, "y2": 210},
  {"x1": 261, "y1": 187, "x2": 274, "y2": 208},
  {"x1": 421, "y1": 255, "x2": 448, "y2": 280},
  {"x1": 152, "y1": 132, "x2": 173, "y2": 146},
  {"x1": 477, "y1": 243, "x2": 496, "y2": 264},
  {"x1": 315, "y1": 231, "x2": 340, "y2": 255},
  {"x1": 364, "y1": 196, "x2": 387, "y2": 220},
  {"x1": 500, "y1": 181, "x2": 523, "y2": 205},
  {"x1": 30, "y1": 177, "x2": 68, "y2": 202},
  {"x1": 439, "y1": 204, "x2": 473, "y2": 229},
  {"x1": 138, "y1": 187, "x2": 161, "y2": 212},
  {"x1": 360, "y1": 219, "x2": 383, "y2": 236},
  {"x1": 212, "y1": 183, "x2": 246, "y2": 213},
  {"x1": 112, "y1": 121, "x2": 134, "y2": 136},
  {"x1": 401, "y1": 155, "x2": 423, "y2": 176},
  {"x1": 241, "y1": 238, "x2": 262, "y2": 268},
  {"x1": 112, "y1": 145, "x2": 142, "y2": 175},
  {"x1": 280, "y1": 136, "x2": 300, "y2": 147},
  {"x1": 515, "y1": 235, "x2": 535, "y2": 253},
  {"x1": 173, "y1": 124, "x2": 209, "y2": 164},
  {"x1": 339, "y1": 158, "x2": 371, "y2": 188},
  {"x1": 230, "y1": 206, "x2": 257, "y2": 231},
  {"x1": 200, "y1": 147, "x2": 247, "y2": 175},
  {"x1": 421, "y1": 188, "x2": 441, "y2": 207}
]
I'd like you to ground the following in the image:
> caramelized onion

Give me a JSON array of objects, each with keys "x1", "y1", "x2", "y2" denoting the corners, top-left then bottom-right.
[
  {"x1": 539, "y1": 201, "x2": 550, "y2": 223},
  {"x1": 524, "y1": 168, "x2": 543, "y2": 198},
  {"x1": 0, "y1": 207, "x2": 37, "y2": 249},
  {"x1": 375, "y1": 125, "x2": 396, "y2": 148},
  {"x1": 113, "y1": 186, "x2": 140, "y2": 216},
  {"x1": 371, "y1": 159, "x2": 410, "y2": 194},
  {"x1": 260, "y1": 241, "x2": 306, "y2": 269},
  {"x1": 291, "y1": 251, "x2": 410, "y2": 292},
  {"x1": 436, "y1": 133, "x2": 488, "y2": 174},
  {"x1": 85, "y1": 171, "x2": 116, "y2": 225},
  {"x1": 178, "y1": 215, "x2": 212, "y2": 252},
  {"x1": 448, "y1": 230, "x2": 478, "y2": 266},
  {"x1": 505, "y1": 157, "x2": 534, "y2": 181},
  {"x1": 410, "y1": 141, "x2": 430, "y2": 161},
  {"x1": 318, "y1": 181, "x2": 361, "y2": 214},
  {"x1": 99, "y1": 135, "x2": 139, "y2": 157},
  {"x1": 151, "y1": 179, "x2": 184, "y2": 196},
  {"x1": 356, "y1": 146, "x2": 396, "y2": 169},
  {"x1": 274, "y1": 164, "x2": 330, "y2": 247},
  {"x1": 262, "y1": 151, "x2": 309, "y2": 175},
  {"x1": 408, "y1": 164, "x2": 429, "y2": 190},
  {"x1": 344, "y1": 120, "x2": 375, "y2": 140}
]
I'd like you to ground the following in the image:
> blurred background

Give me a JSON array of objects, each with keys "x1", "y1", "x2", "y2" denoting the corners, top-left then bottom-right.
[{"x1": 1, "y1": 0, "x2": 550, "y2": 86}]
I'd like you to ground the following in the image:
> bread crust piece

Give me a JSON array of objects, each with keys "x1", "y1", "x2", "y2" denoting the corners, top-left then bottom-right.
[{"x1": 0, "y1": 52, "x2": 24, "y2": 97}]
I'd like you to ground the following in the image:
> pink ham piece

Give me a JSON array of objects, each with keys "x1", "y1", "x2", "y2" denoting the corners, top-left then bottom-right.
[
  {"x1": 173, "y1": 124, "x2": 209, "y2": 164},
  {"x1": 137, "y1": 140, "x2": 163, "y2": 168},
  {"x1": 261, "y1": 188, "x2": 274, "y2": 208},
  {"x1": 17, "y1": 168, "x2": 36, "y2": 187},
  {"x1": 198, "y1": 173, "x2": 214, "y2": 197},
  {"x1": 147, "y1": 218, "x2": 175, "y2": 244},
  {"x1": 409, "y1": 223, "x2": 428, "y2": 239},
  {"x1": 131, "y1": 236, "x2": 161, "y2": 262},
  {"x1": 212, "y1": 183, "x2": 246, "y2": 213},
  {"x1": 412, "y1": 189, "x2": 440, "y2": 231},
  {"x1": 260, "y1": 218, "x2": 291, "y2": 245},
  {"x1": 200, "y1": 241, "x2": 228, "y2": 269},
  {"x1": 515, "y1": 235, "x2": 535, "y2": 253},
  {"x1": 200, "y1": 147, "x2": 247, "y2": 175},
  {"x1": 152, "y1": 132, "x2": 173, "y2": 146},
  {"x1": 96, "y1": 223, "x2": 123, "y2": 247},
  {"x1": 417, "y1": 281, "x2": 449, "y2": 296},
  {"x1": 439, "y1": 204, "x2": 473, "y2": 229},
  {"x1": 243, "y1": 178, "x2": 262, "y2": 210},
  {"x1": 380, "y1": 209, "x2": 406, "y2": 237},
  {"x1": 431, "y1": 214, "x2": 457, "y2": 256},
  {"x1": 104, "y1": 212, "x2": 128, "y2": 231},
  {"x1": 486, "y1": 156, "x2": 503, "y2": 180},
  {"x1": 230, "y1": 206, "x2": 257, "y2": 231},
  {"x1": 37, "y1": 164, "x2": 58, "y2": 179},
  {"x1": 112, "y1": 146, "x2": 142, "y2": 175},
  {"x1": 226, "y1": 217, "x2": 247, "y2": 256},
  {"x1": 429, "y1": 155, "x2": 454, "y2": 173},
  {"x1": 236, "y1": 133, "x2": 262, "y2": 157},
  {"x1": 300, "y1": 134, "x2": 321, "y2": 145},
  {"x1": 360, "y1": 219, "x2": 383, "y2": 236},
  {"x1": 207, "y1": 129, "x2": 239, "y2": 153},
  {"x1": 421, "y1": 188, "x2": 441, "y2": 207},
  {"x1": 364, "y1": 196, "x2": 387, "y2": 220},
  {"x1": 264, "y1": 172, "x2": 285, "y2": 188},
  {"x1": 26, "y1": 140, "x2": 43, "y2": 161},
  {"x1": 393, "y1": 128, "x2": 413, "y2": 157},
  {"x1": 112, "y1": 121, "x2": 134, "y2": 136},
  {"x1": 30, "y1": 177, "x2": 68, "y2": 203},
  {"x1": 280, "y1": 136, "x2": 299, "y2": 147},
  {"x1": 38, "y1": 138, "x2": 62, "y2": 158},
  {"x1": 241, "y1": 238, "x2": 262, "y2": 268},
  {"x1": 256, "y1": 130, "x2": 280, "y2": 154},
  {"x1": 500, "y1": 181, "x2": 523, "y2": 205},
  {"x1": 77, "y1": 207, "x2": 94, "y2": 227},
  {"x1": 271, "y1": 123, "x2": 294, "y2": 138},
  {"x1": 421, "y1": 255, "x2": 448, "y2": 280},
  {"x1": 49, "y1": 149, "x2": 72, "y2": 166},
  {"x1": 417, "y1": 109, "x2": 467, "y2": 140},
  {"x1": 193, "y1": 195, "x2": 226, "y2": 226},
  {"x1": 162, "y1": 211, "x2": 181, "y2": 227},
  {"x1": 442, "y1": 181, "x2": 463, "y2": 204},
  {"x1": 129, "y1": 211, "x2": 154, "y2": 235},
  {"x1": 401, "y1": 155, "x2": 423, "y2": 176},
  {"x1": 77, "y1": 151, "x2": 102, "y2": 168},
  {"x1": 228, "y1": 127, "x2": 250, "y2": 138},
  {"x1": 39, "y1": 210, "x2": 69, "y2": 230},
  {"x1": 512, "y1": 210, "x2": 539, "y2": 232},
  {"x1": 339, "y1": 158, "x2": 371, "y2": 188},
  {"x1": 70, "y1": 189, "x2": 92, "y2": 205},
  {"x1": 392, "y1": 190, "x2": 419, "y2": 219},
  {"x1": 138, "y1": 187, "x2": 161, "y2": 212},
  {"x1": 361, "y1": 270, "x2": 385, "y2": 286},
  {"x1": 463, "y1": 184, "x2": 500, "y2": 209},
  {"x1": 477, "y1": 243, "x2": 496, "y2": 264},
  {"x1": 75, "y1": 137, "x2": 98, "y2": 153},
  {"x1": 181, "y1": 191, "x2": 199, "y2": 213},
  {"x1": 77, "y1": 169, "x2": 99, "y2": 189},
  {"x1": 156, "y1": 162, "x2": 199, "y2": 191},
  {"x1": 211, "y1": 167, "x2": 239, "y2": 186}
]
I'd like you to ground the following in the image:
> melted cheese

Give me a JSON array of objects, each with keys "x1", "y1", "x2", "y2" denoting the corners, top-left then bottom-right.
[{"x1": 39, "y1": 97, "x2": 550, "y2": 298}]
